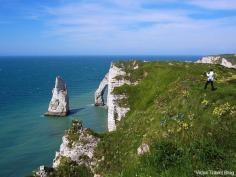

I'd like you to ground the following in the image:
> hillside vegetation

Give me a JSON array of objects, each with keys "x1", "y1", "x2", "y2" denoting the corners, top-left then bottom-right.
[{"x1": 94, "y1": 61, "x2": 236, "y2": 177}]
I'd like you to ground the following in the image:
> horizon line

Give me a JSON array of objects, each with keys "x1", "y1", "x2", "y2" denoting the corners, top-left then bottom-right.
[{"x1": 0, "y1": 54, "x2": 214, "y2": 57}]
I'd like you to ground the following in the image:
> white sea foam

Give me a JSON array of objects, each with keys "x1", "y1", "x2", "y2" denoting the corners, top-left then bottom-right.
[{"x1": 86, "y1": 103, "x2": 94, "y2": 107}]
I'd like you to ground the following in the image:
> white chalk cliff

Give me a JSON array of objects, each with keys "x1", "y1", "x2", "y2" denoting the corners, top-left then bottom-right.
[
  {"x1": 95, "y1": 64, "x2": 130, "y2": 131},
  {"x1": 53, "y1": 121, "x2": 99, "y2": 172},
  {"x1": 45, "y1": 76, "x2": 69, "y2": 116},
  {"x1": 35, "y1": 120, "x2": 99, "y2": 176},
  {"x1": 95, "y1": 73, "x2": 109, "y2": 106},
  {"x1": 196, "y1": 56, "x2": 236, "y2": 69}
]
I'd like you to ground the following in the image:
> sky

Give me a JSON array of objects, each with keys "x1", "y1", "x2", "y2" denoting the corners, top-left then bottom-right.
[{"x1": 0, "y1": 0, "x2": 236, "y2": 55}]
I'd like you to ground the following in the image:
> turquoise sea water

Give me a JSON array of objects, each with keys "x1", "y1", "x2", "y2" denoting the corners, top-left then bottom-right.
[{"x1": 0, "y1": 56, "x2": 201, "y2": 177}]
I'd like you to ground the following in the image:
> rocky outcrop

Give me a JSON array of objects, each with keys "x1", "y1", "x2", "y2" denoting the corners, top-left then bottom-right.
[
  {"x1": 95, "y1": 73, "x2": 109, "y2": 106},
  {"x1": 95, "y1": 63, "x2": 130, "y2": 131},
  {"x1": 53, "y1": 120, "x2": 100, "y2": 172},
  {"x1": 34, "y1": 120, "x2": 99, "y2": 177},
  {"x1": 45, "y1": 76, "x2": 69, "y2": 116},
  {"x1": 137, "y1": 143, "x2": 150, "y2": 156},
  {"x1": 196, "y1": 56, "x2": 236, "y2": 69},
  {"x1": 35, "y1": 166, "x2": 53, "y2": 177},
  {"x1": 221, "y1": 58, "x2": 235, "y2": 68}
]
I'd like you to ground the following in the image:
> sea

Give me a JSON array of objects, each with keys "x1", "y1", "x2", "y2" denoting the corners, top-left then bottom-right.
[{"x1": 0, "y1": 56, "x2": 201, "y2": 177}]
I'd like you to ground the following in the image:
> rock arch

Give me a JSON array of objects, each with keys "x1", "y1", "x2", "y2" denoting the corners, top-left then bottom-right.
[{"x1": 94, "y1": 73, "x2": 109, "y2": 106}]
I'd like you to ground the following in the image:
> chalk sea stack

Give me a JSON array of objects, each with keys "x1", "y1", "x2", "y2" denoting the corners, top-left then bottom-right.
[{"x1": 45, "y1": 76, "x2": 69, "y2": 116}]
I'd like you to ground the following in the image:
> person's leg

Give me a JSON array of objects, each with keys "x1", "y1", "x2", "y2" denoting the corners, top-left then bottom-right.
[
  {"x1": 211, "y1": 81, "x2": 215, "y2": 90},
  {"x1": 204, "y1": 81, "x2": 209, "y2": 89}
]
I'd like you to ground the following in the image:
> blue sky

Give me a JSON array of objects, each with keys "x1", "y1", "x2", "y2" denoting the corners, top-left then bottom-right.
[{"x1": 0, "y1": 0, "x2": 236, "y2": 55}]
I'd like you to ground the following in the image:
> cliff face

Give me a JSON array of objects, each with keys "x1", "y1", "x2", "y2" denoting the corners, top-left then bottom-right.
[
  {"x1": 95, "y1": 64, "x2": 130, "y2": 131},
  {"x1": 35, "y1": 120, "x2": 99, "y2": 177},
  {"x1": 45, "y1": 76, "x2": 69, "y2": 116},
  {"x1": 53, "y1": 120, "x2": 99, "y2": 170},
  {"x1": 107, "y1": 64, "x2": 130, "y2": 131},
  {"x1": 196, "y1": 55, "x2": 236, "y2": 69}
]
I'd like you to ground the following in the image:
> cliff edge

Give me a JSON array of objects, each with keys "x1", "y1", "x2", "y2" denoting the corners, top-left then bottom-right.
[
  {"x1": 94, "y1": 61, "x2": 236, "y2": 176},
  {"x1": 31, "y1": 61, "x2": 236, "y2": 177}
]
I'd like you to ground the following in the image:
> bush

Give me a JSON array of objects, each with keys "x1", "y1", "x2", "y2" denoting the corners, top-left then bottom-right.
[
  {"x1": 142, "y1": 141, "x2": 184, "y2": 171},
  {"x1": 66, "y1": 119, "x2": 83, "y2": 148},
  {"x1": 49, "y1": 157, "x2": 93, "y2": 177},
  {"x1": 189, "y1": 141, "x2": 226, "y2": 168}
]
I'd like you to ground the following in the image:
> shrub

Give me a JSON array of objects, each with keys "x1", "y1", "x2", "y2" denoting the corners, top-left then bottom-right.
[
  {"x1": 49, "y1": 157, "x2": 93, "y2": 177},
  {"x1": 213, "y1": 102, "x2": 232, "y2": 118},
  {"x1": 66, "y1": 119, "x2": 83, "y2": 148},
  {"x1": 189, "y1": 141, "x2": 225, "y2": 168},
  {"x1": 142, "y1": 142, "x2": 184, "y2": 171}
]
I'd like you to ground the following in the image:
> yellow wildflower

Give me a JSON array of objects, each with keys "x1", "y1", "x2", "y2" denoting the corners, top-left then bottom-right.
[
  {"x1": 201, "y1": 99, "x2": 209, "y2": 106},
  {"x1": 213, "y1": 102, "x2": 231, "y2": 118},
  {"x1": 177, "y1": 127, "x2": 182, "y2": 132},
  {"x1": 183, "y1": 90, "x2": 190, "y2": 97},
  {"x1": 182, "y1": 123, "x2": 189, "y2": 129},
  {"x1": 167, "y1": 129, "x2": 174, "y2": 134}
]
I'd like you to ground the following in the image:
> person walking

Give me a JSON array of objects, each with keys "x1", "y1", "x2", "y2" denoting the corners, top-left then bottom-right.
[{"x1": 204, "y1": 69, "x2": 216, "y2": 90}]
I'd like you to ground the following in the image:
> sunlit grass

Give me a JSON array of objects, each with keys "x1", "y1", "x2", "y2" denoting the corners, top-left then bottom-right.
[{"x1": 94, "y1": 61, "x2": 236, "y2": 177}]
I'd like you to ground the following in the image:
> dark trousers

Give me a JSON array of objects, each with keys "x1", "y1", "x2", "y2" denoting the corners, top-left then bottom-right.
[{"x1": 204, "y1": 80, "x2": 215, "y2": 90}]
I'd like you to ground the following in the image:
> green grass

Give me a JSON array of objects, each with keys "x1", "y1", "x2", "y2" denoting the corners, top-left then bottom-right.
[
  {"x1": 94, "y1": 61, "x2": 236, "y2": 177},
  {"x1": 65, "y1": 119, "x2": 82, "y2": 148},
  {"x1": 47, "y1": 157, "x2": 93, "y2": 177}
]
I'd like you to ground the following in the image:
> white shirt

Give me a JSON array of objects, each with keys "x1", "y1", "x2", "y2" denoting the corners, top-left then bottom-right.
[{"x1": 207, "y1": 71, "x2": 214, "y2": 81}]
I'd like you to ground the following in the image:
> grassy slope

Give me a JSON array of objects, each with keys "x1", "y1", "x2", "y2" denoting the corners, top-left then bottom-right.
[{"x1": 94, "y1": 61, "x2": 236, "y2": 177}]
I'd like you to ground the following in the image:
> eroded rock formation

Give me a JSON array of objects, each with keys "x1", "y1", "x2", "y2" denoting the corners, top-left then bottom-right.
[
  {"x1": 196, "y1": 56, "x2": 236, "y2": 69},
  {"x1": 53, "y1": 120, "x2": 99, "y2": 172},
  {"x1": 95, "y1": 73, "x2": 109, "y2": 106},
  {"x1": 35, "y1": 120, "x2": 99, "y2": 176},
  {"x1": 45, "y1": 76, "x2": 69, "y2": 116},
  {"x1": 137, "y1": 143, "x2": 150, "y2": 156},
  {"x1": 35, "y1": 166, "x2": 52, "y2": 177},
  {"x1": 95, "y1": 63, "x2": 130, "y2": 131}
]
